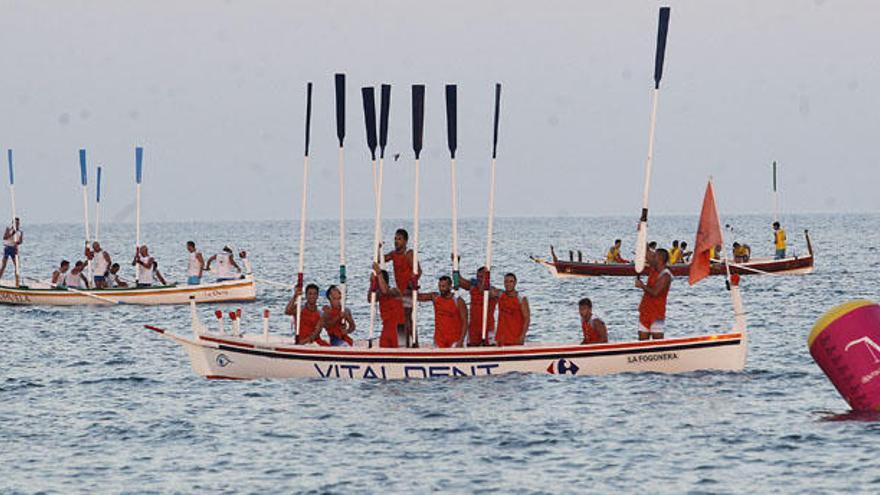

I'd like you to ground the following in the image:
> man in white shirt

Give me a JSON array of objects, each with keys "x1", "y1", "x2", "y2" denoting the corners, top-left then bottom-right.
[{"x1": 0, "y1": 217, "x2": 23, "y2": 284}]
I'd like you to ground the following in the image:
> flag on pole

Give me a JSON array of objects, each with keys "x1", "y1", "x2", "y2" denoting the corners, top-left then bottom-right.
[{"x1": 689, "y1": 180, "x2": 723, "y2": 286}]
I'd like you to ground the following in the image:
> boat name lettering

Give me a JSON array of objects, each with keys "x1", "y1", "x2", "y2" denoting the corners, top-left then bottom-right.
[
  {"x1": 202, "y1": 289, "x2": 230, "y2": 298},
  {"x1": 313, "y1": 363, "x2": 499, "y2": 379},
  {"x1": 0, "y1": 292, "x2": 31, "y2": 304},
  {"x1": 627, "y1": 352, "x2": 678, "y2": 364}
]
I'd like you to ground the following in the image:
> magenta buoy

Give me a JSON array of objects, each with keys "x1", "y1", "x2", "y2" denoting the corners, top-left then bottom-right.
[{"x1": 808, "y1": 300, "x2": 880, "y2": 411}]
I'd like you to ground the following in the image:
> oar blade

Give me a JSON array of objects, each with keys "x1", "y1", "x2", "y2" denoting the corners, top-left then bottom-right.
[
  {"x1": 445, "y1": 84, "x2": 457, "y2": 159},
  {"x1": 492, "y1": 83, "x2": 501, "y2": 159},
  {"x1": 335, "y1": 73, "x2": 346, "y2": 147},
  {"x1": 379, "y1": 84, "x2": 391, "y2": 158},
  {"x1": 7, "y1": 149, "x2": 13, "y2": 186},
  {"x1": 96, "y1": 166, "x2": 102, "y2": 202},
  {"x1": 135, "y1": 147, "x2": 144, "y2": 184},
  {"x1": 361, "y1": 87, "x2": 378, "y2": 160},
  {"x1": 79, "y1": 149, "x2": 87, "y2": 186},
  {"x1": 304, "y1": 82, "x2": 313, "y2": 157},
  {"x1": 654, "y1": 7, "x2": 671, "y2": 89},
  {"x1": 412, "y1": 85, "x2": 425, "y2": 159},
  {"x1": 772, "y1": 161, "x2": 777, "y2": 192}
]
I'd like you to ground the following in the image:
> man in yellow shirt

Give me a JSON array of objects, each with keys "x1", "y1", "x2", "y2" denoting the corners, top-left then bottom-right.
[
  {"x1": 773, "y1": 221, "x2": 786, "y2": 259},
  {"x1": 668, "y1": 240, "x2": 682, "y2": 264},
  {"x1": 606, "y1": 239, "x2": 629, "y2": 264}
]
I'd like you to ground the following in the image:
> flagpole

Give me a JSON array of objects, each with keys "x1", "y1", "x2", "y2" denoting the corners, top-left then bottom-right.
[
  {"x1": 294, "y1": 82, "x2": 313, "y2": 341},
  {"x1": 335, "y1": 73, "x2": 348, "y2": 312},
  {"x1": 362, "y1": 86, "x2": 379, "y2": 344},
  {"x1": 7, "y1": 150, "x2": 21, "y2": 286},
  {"x1": 95, "y1": 166, "x2": 102, "y2": 242},
  {"x1": 482, "y1": 83, "x2": 502, "y2": 344},
  {"x1": 411, "y1": 84, "x2": 426, "y2": 348},
  {"x1": 135, "y1": 147, "x2": 143, "y2": 284},
  {"x1": 635, "y1": 7, "x2": 671, "y2": 274},
  {"x1": 79, "y1": 150, "x2": 92, "y2": 284},
  {"x1": 445, "y1": 85, "x2": 460, "y2": 291}
]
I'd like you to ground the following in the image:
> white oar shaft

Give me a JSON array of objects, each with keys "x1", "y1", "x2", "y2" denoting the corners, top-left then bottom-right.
[
  {"x1": 641, "y1": 89, "x2": 660, "y2": 212},
  {"x1": 295, "y1": 154, "x2": 309, "y2": 337},
  {"x1": 338, "y1": 145, "x2": 347, "y2": 311},
  {"x1": 450, "y1": 157, "x2": 459, "y2": 280},
  {"x1": 368, "y1": 158, "x2": 379, "y2": 342},
  {"x1": 135, "y1": 184, "x2": 142, "y2": 249},
  {"x1": 95, "y1": 202, "x2": 101, "y2": 243},
  {"x1": 482, "y1": 157, "x2": 498, "y2": 341},
  {"x1": 411, "y1": 158, "x2": 421, "y2": 345}
]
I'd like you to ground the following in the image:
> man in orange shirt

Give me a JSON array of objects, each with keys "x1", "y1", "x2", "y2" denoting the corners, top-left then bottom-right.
[
  {"x1": 384, "y1": 228, "x2": 418, "y2": 342},
  {"x1": 579, "y1": 297, "x2": 608, "y2": 344},
  {"x1": 490, "y1": 273, "x2": 530, "y2": 346},
  {"x1": 458, "y1": 265, "x2": 498, "y2": 346},
  {"x1": 635, "y1": 248, "x2": 672, "y2": 341},
  {"x1": 285, "y1": 283, "x2": 329, "y2": 345},
  {"x1": 370, "y1": 262, "x2": 407, "y2": 348},
  {"x1": 417, "y1": 275, "x2": 468, "y2": 348}
]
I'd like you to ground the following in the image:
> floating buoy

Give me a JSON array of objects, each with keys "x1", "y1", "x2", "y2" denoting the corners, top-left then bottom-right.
[{"x1": 808, "y1": 300, "x2": 880, "y2": 411}]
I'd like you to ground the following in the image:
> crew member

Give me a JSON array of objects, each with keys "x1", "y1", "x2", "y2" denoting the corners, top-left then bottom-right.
[
  {"x1": 285, "y1": 283, "x2": 328, "y2": 345},
  {"x1": 668, "y1": 240, "x2": 681, "y2": 264},
  {"x1": 458, "y1": 265, "x2": 498, "y2": 346},
  {"x1": 679, "y1": 241, "x2": 691, "y2": 263},
  {"x1": 0, "y1": 217, "x2": 23, "y2": 284},
  {"x1": 185, "y1": 241, "x2": 205, "y2": 285},
  {"x1": 384, "y1": 228, "x2": 418, "y2": 339},
  {"x1": 239, "y1": 250, "x2": 253, "y2": 277},
  {"x1": 370, "y1": 262, "x2": 407, "y2": 348},
  {"x1": 152, "y1": 261, "x2": 169, "y2": 286},
  {"x1": 107, "y1": 263, "x2": 128, "y2": 288},
  {"x1": 85, "y1": 241, "x2": 112, "y2": 288},
  {"x1": 417, "y1": 275, "x2": 468, "y2": 348},
  {"x1": 773, "y1": 221, "x2": 786, "y2": 259},
  {"x1": 132, "y1": 245, "x2": 157, "y2": 287},
  {"x1": 65, "y1": 261, "x2": 89, "y2": 289},
  {"x1": 51, "y1": 260, "x2": 70, "y2": 286},
  {"x1": 579, "y1": 297, "x2": 608, "y2": 344},
  {"x1": 636, "y1": 248, "x2": 672, "y2": 340},
  {"x1": 206, "y1": 246, "x2": 241, "y2": 282},
  {"x1": 492, "y1": 273, "x2": 530, "y2": 346},
  {"x1": 606, "y1": 239, "x2": 629, "y2": 263},
  {"x1": 321, "y1": 285, "x2": 355, "y2": 346}
]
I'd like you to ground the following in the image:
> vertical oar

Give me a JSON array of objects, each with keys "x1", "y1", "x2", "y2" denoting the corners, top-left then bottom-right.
[
  {"x1": 135, "y1": 146, "x2": 143, "y2": 283},
  {"x1": 445, "y1": 84, "x2": 460, "y2": 290},
  {"x1": 294, "y1": 82, "x2": 313, "y2": 341},
  {"x1": 7, "y1": 150, "x2": 21, "y2": 285},
  {"x1": 335, "y1": 73, "x2": 348, "y2": 311},
  {"x1": 710, "y1": 178, "x2": 746, "y2": 329},
  {"x1": 481, "y1": 83, "x2": 502, "y2": 344},
  {"x1": 95, "y1": 166, "x2": 102, "y2": 242},
  {"x1": 634, "y1": 6, "x2": 671, "y2": 274},
  {"x1": 772, "y1": 160, "x2": 779, "y2": 223},
  {"x1": 79, "y1": 150, "x2": 92, "y2": 282},
  {"x1": 362, "y1": 86, "x2": 379, "y2": 344},
  {"x1": 411, "y1": 84, "x2": 425, "y2": 347},
  {"x1": 378, "y1": 83, "x2": 391, "y2": 270}
]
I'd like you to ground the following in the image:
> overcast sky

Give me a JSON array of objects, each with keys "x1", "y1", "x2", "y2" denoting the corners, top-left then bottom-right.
[{"x1": 0, "y1": 0, "x2": 877, "y2": 225}]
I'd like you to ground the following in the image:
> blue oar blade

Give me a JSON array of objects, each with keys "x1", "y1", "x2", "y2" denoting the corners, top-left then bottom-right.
[
  {"x1": 135, "y1": 147, "x2": 144, "y2": 184},
  {"x1": 654, "y1": 7, "x2": 671, "y2": 89},
  {"x1": 79, "y1": 149, "x2": 87, "y2": 186},
  {"x1": 96, "y1": 166, "x2": 102, "y2": 202},
  {"x1": 7, "y1": 149, "x2": 13, "y2": 186}
]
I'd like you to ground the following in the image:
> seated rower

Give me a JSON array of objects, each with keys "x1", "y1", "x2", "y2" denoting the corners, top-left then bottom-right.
[
  {"x1": 206, "y1": 246, "x2": 241, "y2": 282},
  {"x1": 132, "y1": 245, "x2": 157, "y2": 287},
  {"x1": 606, "y1": 239, "x2": 630, "y2": 263},
  {"x1": 152, "y1": 261, "x2": 169, "y2": 286},
  {"x1": 679, "y1": 241, "x2": 691, "y2": 263},
  {"x1": 579, "y1": 297, "x2": 608, "y2": 344},
  {"x1": 458, "y1": 264, "x2": 498, "y2": 346},
  {"x1": 416, "y1": 275, "x2": 468, "y2": 348},
  {"x1": 185, "y1": 241, "x2": 205, "y2": 285},
  {"x1": 370, "y1": 262, "x2": 406, "y2": 348},
  {"x1": 285, "y1": 283, "x2": 329, "y2": 345},
  {"x1": 732, "y1": 242, "x2": 750, "y2": 263},
  {"x1": 490, "y1": 273, "x2": 530, "y2": 346},
  {"x1": 51, "y1": 260, "x2": 70, "y2": 286},
  {"x1": 320, "y1": 285, "x2": 355, "y2": 346},
  {"x1": 668, "y1": 240, "x2": 681, "y2": 264},
  {"x1": 64, "y1": 261, "x2": 90, "y2": 289},
  {"x1": 84, "y1": 241, "x2": 112, "y2": 288},
  {"x1": 107, "y1": 263, "x2": 129, "y2": 288}
]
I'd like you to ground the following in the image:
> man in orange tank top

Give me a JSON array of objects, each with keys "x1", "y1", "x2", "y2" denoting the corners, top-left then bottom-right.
[
  {"x1": 285, "y1": 283, "x2": 329, "y2": 345},
  {"x1": 458, "y1": 265, "x2": 498, "y2": 346},
  {"x1": 383, "y1": 228, "x2": 419, "y2": 344},
  {"x1": 636, "y1": 248, "x2": 672, "y2": 341},
  {"x1": 490, "y1": 273, "x2": 530, "y2": 346},
  {"x1": 369, "y1": 262, "x2": 406, "y2": 348},
  {"x1": 416, "y1": 275, "x2": 468, "y2": 348},
  {"x1": 579, "y1": 297, "x2": 607, "y2": 344},
  {"x1": 320, "y1": 285, "x2": 356, "y2": 346}
]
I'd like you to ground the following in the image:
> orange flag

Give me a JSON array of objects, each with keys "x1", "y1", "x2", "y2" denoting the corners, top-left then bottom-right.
[{"x1": 689, "y1": 180, "x2": 723, "y2": 286}]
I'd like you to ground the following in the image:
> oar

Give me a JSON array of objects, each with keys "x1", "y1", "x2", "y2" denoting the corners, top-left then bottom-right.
[
  {"x1": 134, "y1": 146, "x2": 144, "y2": 284},
  {"x1": 335, "y1": 73, "x2": 348, "y2": 311},
  {"x1": 411, "y1": 84, "x2": 425, "y2": 347},
  {"x1": 362, "y1": 86, "x2": 380, "y2": 343},
  {"x1": 79, "y1": 149, "x2": 92, "y2": 283},
  {"x1": 445, "y1": 84, "x2": 460, "y2": 290},
  {"x1": 294, "y1": 82, "x2": 313, "y2": 341},
  {"x1": 634, "y1": 6, "x2": 671, "y2": 274},
  {"x1": 378, "y1": 83, "x2": 391, "y2": 271},
  {"x1": 95, "y1": 166, "x2": 102, "y2": 242},
  {"x1": 24, "y1": 276, "x2": 120, "y2": 305},
  {"x1": 772, "y1": 160, "x2": 779, "y2": 223},
  {"x1": 7, "y1": 149, "x2": 21, "y2": 286},
  {"x1": 481, "y1": 83, "x2": 502, "y2": 344}
]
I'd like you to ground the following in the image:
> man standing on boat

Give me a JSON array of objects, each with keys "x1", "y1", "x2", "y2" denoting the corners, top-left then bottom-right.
[
  {"x1": 417, "y1": 275, "x2": 468, "y2": 348},
  {"x1": 321, "y1": 285, "x2": 356, "y2": 346},
  {"x1": 238, "y1": 249, "x2": 252, "y2": 278},
  {"x1": 132, "y1": 245, "x2": 157, "y2": 287},
  {"x1": 579, "y1": 297, "x2": 608, "y2": 344},
  {"x1": 205, "y1": 246, "x2": 241, "y2": 282},
  {"x1": 384, "y1": 229, "x2": 418, "y2": 338},
  {"x1": 491, "y1": 273, "x2": 530, "y2": 346},
  {"x1": 606, "y1": 239, "x2": 629, "y2": 263},
  {"x1": 458, "y1": 265, "x2": 498, "y2": 346},
  {"x1": 370, "y1": 262, "x2": 407, "y2": 348},
  {"x1": 668, "y1": 240, "x2": 681, "y2": 264},
  {"x1": 636, "y1": 248, "x2": 672, "y2": 340},
  {"x1": 773, "y1": 221, "x2": 786, "y2": 259},
  {"x1": 0, "y1": 217, "x2": 23, "y2": 284},
  {"x1": 185, "y1": 241, "x2": 205, "y2": 285},
  {"x1": 84, "y1": 241, "x2": 112, "y2": 288},
  {"x1": 286, "y1": 283, "x2": 329, "y2": 345}
]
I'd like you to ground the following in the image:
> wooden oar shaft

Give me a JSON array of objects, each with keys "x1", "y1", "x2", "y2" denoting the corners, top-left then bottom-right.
[
  {"x1": 368, "y1": 158, "x2": 379, "y2": 342},
  {"x1": 411, "y1": 158, "x2": 421, "y2": 346},
  {"x1": 338, "y1": 145, "x2": 347, "y2": 310},
  {"x1": 295, "y1": 154, "x2": 310, "y2": 337},
  {"x1": 482, "y1": 157, "x2": 498, "y2": 341}
]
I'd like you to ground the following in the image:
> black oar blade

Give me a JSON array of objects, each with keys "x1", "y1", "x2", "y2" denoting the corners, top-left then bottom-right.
[
  {"x1": 335, "y1": 73, "x2": 346, "y2": 147},
  {"x1": 379, "y1": 84, "x2": 391, "y2": 158},
  {"x1": 772, "y1": 161, "x2": 777, "y2": 192},
  {"x1": 492, "y1": 83, "x2": 502, "y2": 159},
  {"x1": 445, "y1": 84, "x2": 457, "y2": 159},
  {"x1": 412, "y1": 85, "x2": 425, "y2": 159},
  {"x1": 653, "y1": 7, "x2": 671, "y2": 89},
  {"x1": 362, "y1": 87, "x2": 378, "y2": 160},
  {"x1": 304, "y1": 82, "x2": 313, "y2": 157}
]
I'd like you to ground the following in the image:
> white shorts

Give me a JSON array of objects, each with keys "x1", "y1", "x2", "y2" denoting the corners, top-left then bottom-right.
[{"x1": 639, "y1": 320, "x2": 665, "y2": 334}]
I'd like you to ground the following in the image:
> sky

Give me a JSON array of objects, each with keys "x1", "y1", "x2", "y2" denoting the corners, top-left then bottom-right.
[{"x1": 0, "y1": 0, "x2": 877, "y2": 225}]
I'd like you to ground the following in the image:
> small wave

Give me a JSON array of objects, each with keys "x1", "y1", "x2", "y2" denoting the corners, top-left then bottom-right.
[
  {"x1": 0, "y1": 378, "x2": 45, "y2": 392},
  {"x1": 78, "y1": 376, "x2": 159, "y2": 386}
]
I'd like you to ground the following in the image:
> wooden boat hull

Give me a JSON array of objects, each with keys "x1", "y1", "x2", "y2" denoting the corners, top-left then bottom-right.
[
  {"x1": 0, "y1": 276, "x2": 256, "y2": 306},
  {"x1": 147, "y1": 326, "x2": 747, "y2": 380},
  {"x1": 535, "y1": 230, "x2": 814, "y2": 278}
]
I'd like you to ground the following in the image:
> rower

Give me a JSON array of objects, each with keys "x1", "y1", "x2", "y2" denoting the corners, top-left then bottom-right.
[
  {"x1": 733, "y1": 242, "x2": 751, "y2": 263},
  {"x1": 606, "y1": 239, "x2": 629, "y2": 263},
  {"x1": 679, "y1": 241, "x2": 691, "y2": 263},
  {"x1": 383, "y1": 229, "x2": 417, "y2": 338},
  {"x1": 668, "y1": 240, "x2": 681, "y2": 264},
  {"x1": 185, "y1": 241, "x2": 205, "y2": 285},
  {"x1": 370, "y1": 262, "x2": 407, "y2": 348},
  {"x1": 416, "y1": 275, "x2": 468, "y2": 348},
  {"x1": 84, "y1": 241, "x2": 112, "y2": 288},
  {"x1": 64, "y1": 260, "x2": 89, "y2": 289},
  {"x1": 458, "y1": 264, "x2": 498, "y2": 346},
  {"x1": 205, "y1": 246, "x2": 241, "y2": 282},
  {"x1": 51, "y1": 260, "x2": 70, "y2": 286},
  {"x1": 132, "y1": 245, "x2": 157, "y2": 287},
  {"x1": 0, "y1": 217, "x2": 23, "y2": 284},
  {"x1": 152, "y1": 260, "x2": 169, "y2": 286},
  {"x1": 285, "y1": 283, "x2": 328, "y2": 345},
  {"x1": 239, "y1": 249, "x2": 253, "y2": 278},
  {"x1": 636, "y1": 248, "x2": 672, "y2": 340},
  {"x1": 579, "y1": 297, "x2": 608, "y2": 344},
  {"x1": 320, "y1": 284, "x2": 355, "y2": 346},
  {"x1": 773, "y1": 221, "x2": 787, "y2": 259},
  {"x1": 108, "y1": 263, "x2": 129, "y2": 288},
  {"x1": 491, "y1": 273, "x2": 530, "y2": 346}
]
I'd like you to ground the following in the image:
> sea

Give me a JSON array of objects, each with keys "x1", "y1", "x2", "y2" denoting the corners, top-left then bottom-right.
[{"x1": 2, "y1": 214, "x2": 879, "y2": 494}]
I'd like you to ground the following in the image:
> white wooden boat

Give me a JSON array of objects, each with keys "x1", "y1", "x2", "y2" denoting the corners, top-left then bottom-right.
[
  {"x1": 146, "y1": 293, "x2": 747, "y2": 380},
  {"x1": 0, "y1": 276, "x2": 256, "y2": 306}
]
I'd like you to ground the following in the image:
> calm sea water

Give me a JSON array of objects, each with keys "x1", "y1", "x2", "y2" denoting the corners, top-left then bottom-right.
[{"x1": 2, "y1": 214, "x2": 879, "y2": 493}]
